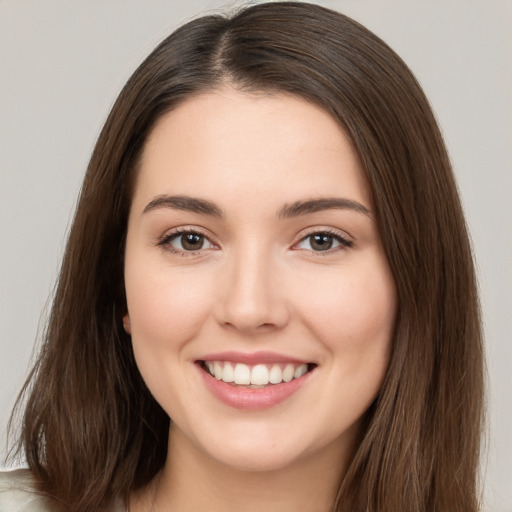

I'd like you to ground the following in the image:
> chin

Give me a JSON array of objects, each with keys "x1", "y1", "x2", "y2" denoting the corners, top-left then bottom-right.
[
  {"x1": 181, "y1": 416, "x2": 355, "y2": 476},
  {"x1": 205, "y1": 443, "x2": 309, "y2": 473}
]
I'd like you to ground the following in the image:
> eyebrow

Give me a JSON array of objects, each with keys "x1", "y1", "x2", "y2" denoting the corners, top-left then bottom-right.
[
  {"x1": 143, "y1": 195, "x2": 224, "y2": 217},
  {"x1": 142, "y1": 194, "x2": 370, "y2": 219},
  {"x1": 278, "y1": 197, "x2": 371, "y2": 218}
]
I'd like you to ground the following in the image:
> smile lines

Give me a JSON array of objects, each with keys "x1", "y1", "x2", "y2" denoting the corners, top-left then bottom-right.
[{"x1": 202, "y1": 361, "x2": 312, "y2": 386}]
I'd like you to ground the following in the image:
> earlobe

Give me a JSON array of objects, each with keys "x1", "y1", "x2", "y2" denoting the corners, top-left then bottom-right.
[{"x1": 123, "y1": 314, "x2": 131, "y2": 334}]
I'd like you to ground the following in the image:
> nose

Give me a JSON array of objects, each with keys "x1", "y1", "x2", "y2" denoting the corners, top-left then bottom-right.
[{"x1": 214, "y1": 244, "x2": 290, "y2": 335}]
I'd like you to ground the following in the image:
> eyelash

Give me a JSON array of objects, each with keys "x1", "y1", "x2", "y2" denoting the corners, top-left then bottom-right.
[
  {"x1": 157, "y1": 227, "x2": 216, "y2": 256},
  {"x1": 157, "y1": 227, "x2": 353, "y2": 256},
  {"x1": 294, "y1": 228, "x2": 354, "y2": 255}
]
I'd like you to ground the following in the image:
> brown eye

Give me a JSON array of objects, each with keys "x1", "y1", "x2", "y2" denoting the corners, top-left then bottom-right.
[
  {"x1": 310, "y1": 233, "x2": 334, "y2": 251},
  {"x1": 165, "y1": 231, "x2": 214, "y2": 252},
  {"x1": 180, "y1": 233, "x2": 205, "y2": 251},
  {"x1": 296, "y1": 231, "x2": 352, "y2": 252}
]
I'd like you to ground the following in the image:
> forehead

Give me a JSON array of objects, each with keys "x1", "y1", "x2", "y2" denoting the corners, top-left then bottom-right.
[{"x1": 133, "y1": 88, "x2": 371, "y2": 211}]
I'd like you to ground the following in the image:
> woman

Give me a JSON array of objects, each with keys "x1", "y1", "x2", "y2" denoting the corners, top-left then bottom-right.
[{"x1": 1, "y1": 2, "x2": 484, "y2": 511}]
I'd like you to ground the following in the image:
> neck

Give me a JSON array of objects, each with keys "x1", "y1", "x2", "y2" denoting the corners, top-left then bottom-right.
[{"x1": 131, "y1": 424, "x2": 353, "y2": 512}]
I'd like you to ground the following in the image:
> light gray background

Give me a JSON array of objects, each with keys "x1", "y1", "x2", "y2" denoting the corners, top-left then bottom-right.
[{"x1": 1, "y1": 1, "x2": 510, "y2": 510}]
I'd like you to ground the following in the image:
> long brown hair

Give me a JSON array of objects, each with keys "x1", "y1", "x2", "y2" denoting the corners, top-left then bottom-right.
[{"x1": 10, "y1": 3, "x2": 484, "y2": 511}]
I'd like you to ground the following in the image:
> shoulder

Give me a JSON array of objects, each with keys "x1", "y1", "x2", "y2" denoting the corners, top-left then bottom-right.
[
  {"x1": 0, "y1": 468, "x2": 126, "y2": 512},
  {"x1": 0, "y1": 468, "x2": 57, "y2": 512}
]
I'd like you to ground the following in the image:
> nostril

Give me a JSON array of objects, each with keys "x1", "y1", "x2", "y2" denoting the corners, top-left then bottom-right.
[{"x1": 257, "y1": 322, "x2": 276, "y2": 329}]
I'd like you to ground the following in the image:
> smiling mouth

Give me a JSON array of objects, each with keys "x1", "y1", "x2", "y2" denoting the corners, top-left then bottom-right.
[{"x1": 199, "y1": 361, "x2": 316, "y2": 387}]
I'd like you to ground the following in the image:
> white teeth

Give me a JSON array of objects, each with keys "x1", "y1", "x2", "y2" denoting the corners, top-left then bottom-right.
[
  {"x1": 221, "y1": 362, "x2": 234, "y2": 383},
  {"x1": 214, "y1": 362, "x2": 223, "y2": 380},
  {"x1": 234, "y1": 363, "x2": 251, "y2": 385},
  {"x1": 251, "y1": 364, "x2": 269, "y2": 385},
  {"x1": 282, "y1": 364, "x2": 294, "y2": 382},
  {"x1": 269, "y1": 364, "x2": 283, "y2": 384},
  {"x1": 205, "y1": 361, "x2": 311, "y2": 386},
  {"x1": 294, "y1": 364, "x2": 308, "y2": 378}
]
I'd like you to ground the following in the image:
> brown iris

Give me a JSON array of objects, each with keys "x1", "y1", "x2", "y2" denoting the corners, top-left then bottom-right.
[
  {"x1": 180, "y1": 233, "x2": 205, "y2": 251},
  {"x1": 309, "y1": 233, "x2": 334, "y2": 251}
]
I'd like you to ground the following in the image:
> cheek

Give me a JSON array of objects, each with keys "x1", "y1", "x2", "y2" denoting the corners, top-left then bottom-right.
[
  {"x1": 125, "y1": 263, "x2": 213, "y2": 356},
  {"x1": 124, "y1": 264, "x2": 216, "y2": 416},
  {"x1": 297, "y1": 259, "x2": 396, "y2": 355}
]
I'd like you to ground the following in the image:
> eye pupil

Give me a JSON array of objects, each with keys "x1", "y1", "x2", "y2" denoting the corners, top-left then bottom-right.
[
  {"x1": 311, "y1": 233, "x2": 333, "y2": 251},
  {"x1": 182, "y1": 233, "x2": 203, "y2": 250}
]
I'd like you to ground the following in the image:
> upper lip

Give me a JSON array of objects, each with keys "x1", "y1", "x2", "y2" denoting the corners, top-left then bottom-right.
[{"x1": 197, "y1": 351, "x2": 311, "y2": 365}]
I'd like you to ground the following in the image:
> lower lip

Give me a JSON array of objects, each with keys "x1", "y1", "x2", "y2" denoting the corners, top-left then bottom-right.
[{"x1": 198, "y1": 364, "x2": 312, "y2": 410}]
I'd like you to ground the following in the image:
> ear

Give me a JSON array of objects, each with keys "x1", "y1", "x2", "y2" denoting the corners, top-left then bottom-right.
[{"x1": 123, "y1": 314, "x2": 131, "y2": 334}]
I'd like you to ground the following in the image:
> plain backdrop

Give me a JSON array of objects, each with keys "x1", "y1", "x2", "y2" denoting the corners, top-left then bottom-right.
[{"x1": 1, "y1": 1, "x2": 511, "y2": 510}]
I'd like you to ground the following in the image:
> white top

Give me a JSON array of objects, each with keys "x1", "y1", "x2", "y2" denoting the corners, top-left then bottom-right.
[
  {"x1": 0, "y1": 468, "x2": 125, "y2": 511},
  {"x1": 0, "y1": 469, "x2": 57, "y2": 511}
]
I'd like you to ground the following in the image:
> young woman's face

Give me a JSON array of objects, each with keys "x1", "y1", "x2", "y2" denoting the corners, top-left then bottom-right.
[{"x1": 124, "y1": 89, "x2": 397, "y2": 473}]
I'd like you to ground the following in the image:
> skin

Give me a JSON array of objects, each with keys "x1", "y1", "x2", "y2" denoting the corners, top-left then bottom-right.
[{"x1": 124, "y1": 88, "x2": 397, "y2": 512}]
